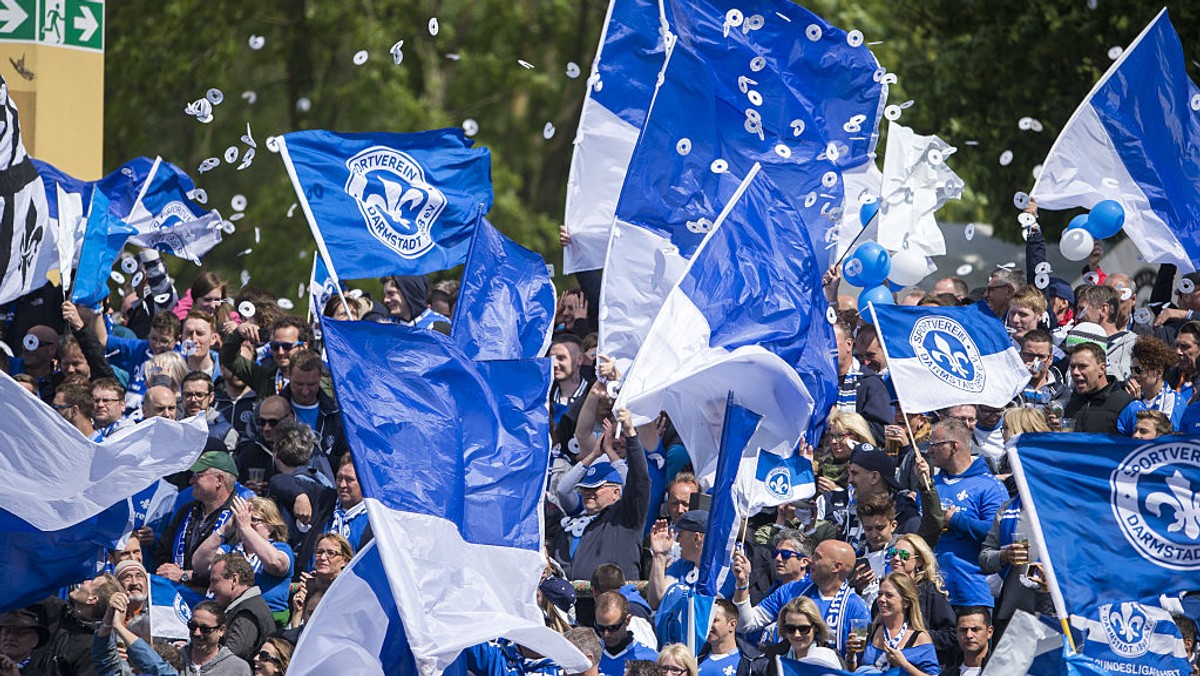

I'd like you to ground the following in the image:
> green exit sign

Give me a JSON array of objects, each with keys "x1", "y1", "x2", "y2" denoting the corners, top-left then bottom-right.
[{"x1": 0, "y1": 0, "x2": 103, "y2": 52}]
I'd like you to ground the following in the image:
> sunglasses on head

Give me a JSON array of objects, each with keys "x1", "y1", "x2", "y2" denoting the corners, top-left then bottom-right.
[
  {"x1": 781, "y1": 623, "x2": 813, "y2": 636},
  {"x1": 772, "y1": 549, "x2": 802, "y2": 561},
  {"x1": 887, "y1": 547, "x2": 913, "y2": 561},
  {"x1": 187, "y1": 621, "x2": 220, "y2": 635}
]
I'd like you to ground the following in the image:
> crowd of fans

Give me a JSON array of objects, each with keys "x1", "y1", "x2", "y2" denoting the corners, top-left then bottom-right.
[{"x1": 0, "y1": 207, "x2": 1197, "y2": 676}]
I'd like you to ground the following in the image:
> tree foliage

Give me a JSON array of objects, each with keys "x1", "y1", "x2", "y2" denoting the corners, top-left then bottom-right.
[{"x1": 103, "y1": 0, "x2": 1200, "y2": 298}]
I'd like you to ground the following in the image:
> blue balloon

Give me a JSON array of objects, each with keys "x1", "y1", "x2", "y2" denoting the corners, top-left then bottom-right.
[
  {"x1": 859, "y1": 200, "x2": 879, "y2": 228},
  {"x1": 1088, "y1": 200, "x2": 1125, "y2": 239},
  {"x1": 857, "y1": 284, "x2": 895, "y2": 321},
  {"x1": 854, "y1": 242, "x2": 890, "y2": 287},
  {"x1": 1066, "y1": 214, "x2": 1090, "y2": 231}
]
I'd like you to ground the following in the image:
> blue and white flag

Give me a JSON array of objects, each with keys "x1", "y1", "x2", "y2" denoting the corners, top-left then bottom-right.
[
  {"x1": 124, "y1": 157, "x2": 224, "y2": 264},
  {"x1": 149, "y1": 573, "x2": 203, "y2": 640},
  {"x1": 733, "y1": 446, "x2": 816, "y2": 517},
  {"x1": 698, "y1": 399, "x2": 760, "y2": 597},
  {"x1": 292, "y1": 540, "x2": 460, "y2": 675},
  {"x1": 1010, "y1": 434, "x2": 1200, "y2": 618},
  {"x1": 562, "y1": 0, "x2": 669, "y2": 274},
  {"x1": 1071, "y1": 601, "x2": 1191, "y2": 675},
  {"x1": 278, "y1": 128, "x2": 492, "y2": 284},
  {"x1": 451, "y1": 214, "x2": 555, "y2": 361},
  {"x1": 779, "y1": 657, "x2": 900, "y2": 676},
  {"x1": 0, "y1": 80, "x2": 55, "y2": 305},
  {"x1": 0, "y1": 372, "x2": 208, "y2": 612},
  {"x1": 870, "y1": 303, "x2": 1030, "y2": 411},
  {"x1": 311, "y1": 319, "x2": 589, "y2": 674},
  {"x1": 71, "y1": 190, "x2": 136, "y2": 306},
  {"x1": 1031, "y1": 9, "x2": 1200, "y2": 272},
  {"x1": 600, "y1": 0, "x2": 886, "y2": 368},
  {"x1": 618, "y1": 165, "x2": 837, "y2": 484},
  {"x1": 30, "y1": 160, "x2": 89, "y2": 292}
]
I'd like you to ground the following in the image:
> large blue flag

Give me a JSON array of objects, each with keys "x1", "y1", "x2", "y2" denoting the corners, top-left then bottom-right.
[
  {"x1": 71, "y1": 190, "x2": 136, "y2": 305},
  {"x1": 279, "y1": 128, "x2": 492, "y2": 282},
  {"x1": 871, "y1": 302, "x2": 1031, "y2": 411},
  {"x1": 1031, "y1": 9, "x2": 1200, "y2": 272},
  {"x1": 451, "y1": 214, "x2": 555, "y2": 361},
  {"x1": 294, "y1": 319, "x2": 588, "y2": 674},
  {"x1": 563, "y1": 0, "x2": 670, "y2": 274},
  {"x1": 619, "y1": 165, "x2": 837, "y2": 484},
  {"x1": 1070, "y1": 601, "x2": 1191, "y2": 675},
  {"x1": 600, "y1": 0, "x2": 886, "y2": 368},
  {"x1": 1011, "y1": 434, "x2": 1200, "y2": 618}
]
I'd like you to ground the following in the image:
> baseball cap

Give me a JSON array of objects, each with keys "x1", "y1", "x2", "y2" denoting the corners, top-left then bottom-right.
[
  {"x1": 538, "y1": 577, "x2": 576, "y2": 613},
  {"x1": 577, "y1": 461, "x2": 621, "y2": 489},
  {"x1": 850, "y1": 446, "x2": 900, "y2": 490},
  {"x1": 190, "y1": 450, "x2": 238, "y2": 476},
  {"x1": 674, "y1": 510, "x2": 709, "y2": 533},
  {"x1": 1045, "y1": 277, "x2": 1074, "y2": 304}
]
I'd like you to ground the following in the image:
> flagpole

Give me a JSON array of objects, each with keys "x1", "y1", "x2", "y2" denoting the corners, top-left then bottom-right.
[
  {"x1": 864, "y1": 301, "x2": 931, "y2": 492},
  {"x1": 277, "y1": 136, "x2": 353, "y2": 318},
  {"x1": 1006, "y1": 441, "x2": 1077, "y2": 653}
]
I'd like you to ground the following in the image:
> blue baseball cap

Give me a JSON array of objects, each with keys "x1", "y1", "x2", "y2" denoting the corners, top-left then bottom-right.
[
  {"x1": 1046, "y1": 277, "x2": 1074, "y2": 304},
  {"x1": 675, "y1": 510, "x2": 709, "y2": 533},
  {"x1": 578, "y1": 461, "x2": 622, "y2": 489}
]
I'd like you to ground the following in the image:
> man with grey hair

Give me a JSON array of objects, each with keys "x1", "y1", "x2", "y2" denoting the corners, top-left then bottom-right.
[
  {"x1": 563, "y1": 626, "x2": 602, "y2": 676},
  {"x1": 928, "y1": 418, "x2": 1006, "y2": 609},
  {"x1": 268, "y1": 420, "x2": 336, "y2": 539},
  {"x1": 983, "y1": 267, "x2": 1022, "y2": 319},
  {"x1": 154, "y1": 451, "x2": 237, "y2": 586}
]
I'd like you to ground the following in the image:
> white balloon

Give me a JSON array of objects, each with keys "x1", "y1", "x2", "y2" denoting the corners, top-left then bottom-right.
[
  {"x1": 887, "y1": 249, "x2": 928, "y2": 286},
  {"x1": 1059, "y1": 228, "x2": 1095, "y2": 262}
]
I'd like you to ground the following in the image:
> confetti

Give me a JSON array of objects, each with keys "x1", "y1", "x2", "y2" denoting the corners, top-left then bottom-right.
[
  {"x1": 676, "y1": 138, "x2": 692, "y2": 156},
  {"x1": 566, "y1": 62, "x2": 580, "y2": 78},
  {"x1": 231, "y1": 194, "x2": 248, "y2": 211},
  {"x1": 543, "y1": 122, "x2": 556, "y2": 140},
  {"x1": 999, "y1": 150, "x2": 1013, "y2": 166},
  {"x1": 206, "y1": 89, "x2": 224, "y2": 105},
  {"x1": 428, "y1": 17, "x2": 440, "y2": 36},
  {"x1": 224, "y1": 146, "x2": 240, "y2": 164},
  {"x1": 391, "y1": 40, "x2": 405, "y2": 65},
  {"x1": 248, "y1": 35, "x2": 265, "y2": 50},
  {"x1": 353, "y1": 50, "x2": 369, "y2": 66},
  {"x1": 517, "y1": 59, "x2": 535, "y2": 69},
  {"x1": 462, "y1": 119, "x2": 478, "y2": 137}
]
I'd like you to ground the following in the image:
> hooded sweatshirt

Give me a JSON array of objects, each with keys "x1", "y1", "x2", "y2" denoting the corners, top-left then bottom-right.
[{"x1": 933, "y1": 456, "x2": 1007, "y2": 607}]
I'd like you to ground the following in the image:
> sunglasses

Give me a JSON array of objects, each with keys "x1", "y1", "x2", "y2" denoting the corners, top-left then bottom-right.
[
  {"x1": 256, "y1": 417, "x2": 284, "y2": 428},
  {"x1": 188, "y1": 621, "x2": 221, "y2": 635},
  {"x1": 1131, "y1": 365, "x2": 1147, "y2": 375},
  {"x1": 887, "y1": 547, "x2": 913, "y2": 561},
  {"x1": 255, "y1": 650, "x2": 282, "y2": 666},
  {"x1": 270, "y1": 341, "x2": 304, "y2": 351},
  {"x1": 772, "y1": 549, "x2": 802, "y2": 561},
  {"x1": 660, "y1": 666, "x2": 687, "y2": 676},
  {"x1": 594, "y1": 617, "x2": 628, "y2": 634},
  {"x1": 781, "y1": 623, "x2": 813, "y2": 636}
]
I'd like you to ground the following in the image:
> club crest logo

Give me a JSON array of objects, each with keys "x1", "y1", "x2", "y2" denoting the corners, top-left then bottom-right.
[
  {"x1": 151, "y1": 201, "x2": 195, "y2": 230},
  {"x1": 344, "y1": 146, "x2": 445, "y2": 259},
  {"x1": 173, "y1": 591, "x2": 192, "y2": 623},
  {"x1": 765, "y1": 466, "x2": 792, "y2": 499},
  {"x1": 909, "y1": 316, "x2": 985, "y2": 393},
  {"x1": 1099, "y1": 602, "x2": 1155, "y2": 658},
  {"x1": 1111, "y1": 440, "x2": 1200, "y2": 571}
]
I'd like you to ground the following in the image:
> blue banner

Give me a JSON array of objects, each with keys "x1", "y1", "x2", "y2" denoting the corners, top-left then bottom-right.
[
  {"x1": 280, "y1": 128, "x2": 492, "y2": 280},
  {"x1": 697, "y1": 396, "x2": 760, "y2": 597},
  {"x1": 451, "y1": 214, "x2": 555, "y2": 361},
  {"x1": 1014, "y1": 434, "x2": 1200, "y2": 617}
]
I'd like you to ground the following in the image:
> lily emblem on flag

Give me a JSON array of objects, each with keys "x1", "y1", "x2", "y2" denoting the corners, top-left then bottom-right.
[
  {"x1": 909, "y1": 317, "x2": 985, "y2": 393},
  {"x1": 1111, "y1": 441, "x2": 1200, "y2": 571},
  {"x1": 344, "y1": 146, "x2": 446, "y2": 259},
  {"x1": 1099, "y1": 602, "x2": 1154, "y2": 658},
  {"x1": 765, "y1": 466, "x2": 792, "y2": 499}
]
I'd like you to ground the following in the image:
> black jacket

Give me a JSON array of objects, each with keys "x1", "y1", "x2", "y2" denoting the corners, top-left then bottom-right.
[
  {"x1": 1064, "y1": 377, "x2": 1134, "y2": 434},
  {"x1": 28, "y1": 601, "x2": 97, "y2": 676},
  {"x1": 224, "y1": 587, "x2": 276, "y2": 664},
  {"x1": 549, "y1": 436, "x2": 650, "y2": 581}
]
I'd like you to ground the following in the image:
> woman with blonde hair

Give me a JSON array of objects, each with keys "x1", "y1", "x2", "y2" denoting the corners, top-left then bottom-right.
[
  {"x1": 886, "y1": 534, "x2": 956, "y2": 665},
  {"x1": 144, "y1": 350, "x2": 188, "y2": 392},
  {"x1": 1002, "y1": 407, "x2": 1051, "y2": 440},
  {"x1": 193, "y1": 496, "x2": 296, "y2": 620},
  {"x1": 818, "y1": 411, "x2": 878, "y2": 492},
  {"x1": 848, "y1": 573, "x2": 940, "y2": 674},
  {"x1": 657, "y1": 643, "x2": 698, "y2": 676},
  {"x1": 765, "y1": 596, "x2": 840, "y2": 669}
]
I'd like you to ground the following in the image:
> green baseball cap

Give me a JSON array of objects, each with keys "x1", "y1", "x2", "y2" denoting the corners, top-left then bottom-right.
[{"x1": 189, "y1": 450, "x2": 238, "y2": 476}]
